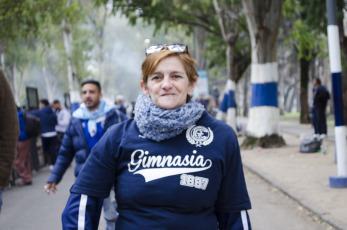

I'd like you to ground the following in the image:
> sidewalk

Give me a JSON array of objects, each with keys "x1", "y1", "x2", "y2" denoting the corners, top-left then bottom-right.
[{"x1": 238, "y1": 117, "x2": 347, "y2": 230}]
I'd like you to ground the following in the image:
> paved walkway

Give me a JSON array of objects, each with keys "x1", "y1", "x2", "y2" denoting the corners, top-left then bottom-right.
[
  {"x1": 237, "y1": 116, "x2": 347, "y2": 230},
  {"x1": 1, "y1": 164, "x2": 106, "y2": 230}
]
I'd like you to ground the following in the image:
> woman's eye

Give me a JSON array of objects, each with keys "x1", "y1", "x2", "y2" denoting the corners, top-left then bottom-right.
[
  {"x1": 172, "y1": 75, "x2": 182, "y2": 79},
  {"x1": 151, "y1": 76, "x2": 161, "y2": 80}
]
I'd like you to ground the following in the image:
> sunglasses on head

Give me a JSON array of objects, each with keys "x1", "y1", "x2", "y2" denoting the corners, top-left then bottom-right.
[{"x1": 145, "y1": 44, "x2": 188, "y2": 56}]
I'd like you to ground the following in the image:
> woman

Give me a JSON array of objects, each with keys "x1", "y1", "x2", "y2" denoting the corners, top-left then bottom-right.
[{"x1": 62, "y1": 44, "x2": 252, "y2": 229}]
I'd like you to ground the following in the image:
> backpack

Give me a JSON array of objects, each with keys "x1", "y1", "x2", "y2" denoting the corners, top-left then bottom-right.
[
  {"x1": 24, "y1": 112, "x2": 41, "y2": 138},
  {"x1": 300, "y1": 137, "x2": 321, "y2": 153}
]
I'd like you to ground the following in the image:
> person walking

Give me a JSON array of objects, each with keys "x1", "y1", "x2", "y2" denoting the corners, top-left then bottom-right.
[
  {"x1": 52, "y1": 99, "x2": 71, "y2": 150},
  {"x1": 44, "y1": 79, "x2": 127, "y2": 229},
  {"x1": 312, "y1": 78, "x2": 330, "y2": 138},
  {"x1": 14, "y1": 107, "x2": 32, "y2": 186},
  {"x1": 61, "y1": 44, "x2": 252, "y2": 229},
  {"x1": 0, "y1": 68, "x2": 19, "y2": 213},
  {"x1": 30, "y1": 99, "x2": 58, "y2": 169}
]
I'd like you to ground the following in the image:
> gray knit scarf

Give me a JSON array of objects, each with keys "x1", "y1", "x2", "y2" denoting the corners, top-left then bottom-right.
[{"x1": 134, "y1": 93, "x2": 205, "y2": 142}]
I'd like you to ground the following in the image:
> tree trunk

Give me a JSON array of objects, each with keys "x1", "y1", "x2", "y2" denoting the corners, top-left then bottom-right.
[
  {"x1": 0, "y1": 43, "x2": 4, "y2": 69},
  {"x1": 62, "y1": 19, "x2": 80, "y2": 104},
  {"x1": 12, "y1": 63, "x2": 19, "y2": 105},
  {"x1": 243, "y1": 73, "x2": 249, "y2": 117},
  {"x1": 213, "y1": 0, "x2": 239, "y2": 130},
  {"x1": 42, "y1": 66, "x2": 54, "y2": 102},
  {"x1": 337, "y1": 14, "x2": 347, "y2": 124},
  {"x1": 16, "y1": 68, "x2": 24, "y2": 106},
  {"x1": 299, "y1": 56, "x2": 311, "y2": 124},
  {"x1": 242, "y1": 0, "x2": 285, "y2": 148},
  {"x1": 97, "y1": 7, "x2": 107, "y2": 94},
  {"x1": 193, "y1": 27, "x2": 208, "y2": 71}
]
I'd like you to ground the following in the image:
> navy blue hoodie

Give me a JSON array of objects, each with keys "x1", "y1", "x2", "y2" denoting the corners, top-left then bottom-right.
[{"x1": 30, "y1": 105, "x2": 57, "y2": 134}]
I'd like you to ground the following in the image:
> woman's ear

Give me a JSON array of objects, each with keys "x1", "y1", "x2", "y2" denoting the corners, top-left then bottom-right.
[
  {"x1": 188, "y1": 79, "x2": 198, "y2": 95},
  {"x1": 140, "y1": 80, "x2": 149, "y2": 95}
]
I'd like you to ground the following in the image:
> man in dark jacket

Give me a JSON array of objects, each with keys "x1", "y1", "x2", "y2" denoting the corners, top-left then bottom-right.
[
  {"x1": 313, "y1": 78, "x2": 330, "y2": 138},
  {"x1": 30, "y1": 99, "x2": 57, "y2": 168},
  {"x1": 44, "y1": 79, "x2": 127, "y2": 229}
]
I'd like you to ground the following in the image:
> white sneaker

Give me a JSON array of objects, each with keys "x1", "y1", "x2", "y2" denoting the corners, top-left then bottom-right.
[{"x1": 320, "y1": 134, "x2": 326, "y2": 139}]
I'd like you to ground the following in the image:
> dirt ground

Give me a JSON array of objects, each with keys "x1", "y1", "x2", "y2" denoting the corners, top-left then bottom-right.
[{"x1": 238, "y1": 132, "x2": 347, "y2": 230}]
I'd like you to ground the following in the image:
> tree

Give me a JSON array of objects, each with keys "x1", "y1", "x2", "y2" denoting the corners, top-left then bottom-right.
[
  {"x1": 0, "y1": 0, "x2": 65, "y2": 97},
  {"x1": 213, "y1": 0, "x2": 250, "y2": 130},
  {"x1": 242, "y1": 0, "x2": 286, "y2": 148},
  {"x1": 295, "y1": 0, "x2": 347, "y2": 124},
  {"x1": 107, "y1": 0, "x2": 251, "y2": 82},
  {"x1": 4, "y1": 38, "x2": 33, "y2": 104},
  {"x1": 109, "y1": 0, "x2": 220, "y2": 69},
  {"x1": 283, "y1": 0, "x2": 327, "y2": 124},
  {"x1": 213, "y1": 0, "x2": 250, "y2": 83},
  {"x1": 86, "y1": 4, "x2": 110, "y2": 94}
]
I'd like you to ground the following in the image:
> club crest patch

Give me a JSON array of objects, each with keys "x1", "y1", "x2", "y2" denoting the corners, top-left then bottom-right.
[{"x1": 186, "y1": 125, "x2": 214, "y2": 147}]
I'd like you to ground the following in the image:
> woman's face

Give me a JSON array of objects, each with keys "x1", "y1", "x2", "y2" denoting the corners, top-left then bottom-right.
[{"x1": 141, "y1": 56, "x2": 197, "y2": 110}]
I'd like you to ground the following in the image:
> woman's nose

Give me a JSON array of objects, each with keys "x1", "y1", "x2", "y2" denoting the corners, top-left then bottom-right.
[{"x1": 161, "y1": 77, "x2": 173, "y2": 90}]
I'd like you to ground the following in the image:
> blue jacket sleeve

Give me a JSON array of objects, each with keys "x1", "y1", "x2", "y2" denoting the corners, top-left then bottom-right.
[
  {"x1": 47, "y1": 121, "x2": 76, "y2": 183},
  {"x1": 62, "y1": 192, "x2": 103, "y2": 230},
  {"x1": 217, "y1": 210, "x2": 252, "y2": 230},
  {"x1": 120, "y1": 110, "x2": 128, "y2": 121},
  {"x1": 29, "y1": 109, "x2": 41, "y2": 118}
]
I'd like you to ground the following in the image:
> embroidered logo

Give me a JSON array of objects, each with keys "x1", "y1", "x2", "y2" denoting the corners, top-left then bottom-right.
[{"x1": 186, "y1": 125, "x2": 213, "y2": 147}]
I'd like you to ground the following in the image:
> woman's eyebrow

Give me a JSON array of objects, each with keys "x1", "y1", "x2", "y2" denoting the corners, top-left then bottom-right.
[{"x1": 150, "y1": 70, "x2": 184, "y2": 75}]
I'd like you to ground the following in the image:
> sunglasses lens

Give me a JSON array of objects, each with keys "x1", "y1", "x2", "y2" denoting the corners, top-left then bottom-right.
[
  {"x1": 145, "y1": 45, "x2": 163, "y2": 55},
  {"x1": 145, "y1": 44, "x2": 187, "y2": 56},
  {"x1": 168, "y1": 44, "x2": 186, "y2": 52}
]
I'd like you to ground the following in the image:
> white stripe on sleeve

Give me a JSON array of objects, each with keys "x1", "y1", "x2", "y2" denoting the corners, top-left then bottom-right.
[
  {"x1": 78, "y1": 194, "x2": 88, "y2": 230},
  {"x1": 241, "y1": 210, "x2": 249, "y2": 230}
]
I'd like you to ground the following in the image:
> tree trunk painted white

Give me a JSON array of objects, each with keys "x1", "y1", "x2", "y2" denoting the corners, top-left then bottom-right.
[
  {"x1": 213, "y1": 0, "x2": 242, "y2": 130},
  {"x1": 247, "y1": 63, "x2": 281, "y2": 137},
  {"x1": 242, "y1": 0, "x2": 284, "y2": 138},
  {"x1": 62, "y1": 19, "x2": 80, "y2": 103},
  {"x1": 216, "y1": 79, "x2": 237, "y2": 131}
]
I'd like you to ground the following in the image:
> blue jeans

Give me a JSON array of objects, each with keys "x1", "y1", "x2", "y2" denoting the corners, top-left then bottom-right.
[{"x1": 41, "y1": 136, "x2": 57, "y2": 165}]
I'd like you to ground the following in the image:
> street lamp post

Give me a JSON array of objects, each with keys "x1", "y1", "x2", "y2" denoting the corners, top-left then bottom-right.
[{"x1": 326, "y1": 0, "x2": 347, "y2": 188}]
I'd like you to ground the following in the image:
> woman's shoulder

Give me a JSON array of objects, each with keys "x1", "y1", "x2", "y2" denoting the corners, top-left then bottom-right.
[
  {"x1": 198, "y1": 111, "x2": 236, "y2": 134},
  {"x1": 104, "y1": 118, "x2": 137, "y2": 135}
]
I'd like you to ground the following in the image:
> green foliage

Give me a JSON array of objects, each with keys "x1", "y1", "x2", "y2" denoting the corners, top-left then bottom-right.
[
  {"x1": 107, "y1": 0, "x2": 243, "y2": 71},
  {"x1": 71, "y1": 28, "x2": 94, "y2": 81},
  {"x1": 283, "y1": 0, "x2": 327, "y2": 61},
  {"x1": 5, "y1": 37, "x2": 34, "y2": 71},
  {"x1": 0, "y1": 0, "x2": 65, "y2": 46},
  {"x1": 289, "y1": 20, "x2": 327, "y2": 60},
  {"x1": 1, "y1": 0, "x2": 101, "y2": 100}
]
